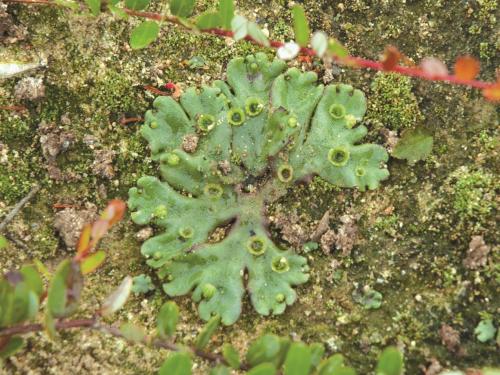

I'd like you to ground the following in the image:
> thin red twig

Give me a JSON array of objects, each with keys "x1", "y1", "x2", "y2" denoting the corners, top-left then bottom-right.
[
  {"x1": 123, "y1": 9, "x2": 498, "y2": 92},
  {"x1": 346, "y1": 56, "x2": 492, "y2": 90},
  {"x1": 52, "y1": 203, "x2": 78, "y2": 209},
  {"x1": 143, "y1": 85, "x2": 170, "y2": 96},
  {"x1": 3, "y1": 0, "x2": 498, "y2": 95},
  {"x1": 120, "y1": 116, "x2": 143, "y2": 125},
  {"x1": 0, "y1": 317, "x2": 247, "y2": 369}
]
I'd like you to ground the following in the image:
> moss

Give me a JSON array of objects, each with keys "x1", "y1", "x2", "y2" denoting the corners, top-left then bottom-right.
[
  {"x1": 0, "y1": 158, "x2": 37, "y2": 205},
  {"x1": 0, "y1": 116, "x2": 32, "y2": 145},
  {"x1": 479, "y1": 42, "x2": 491, "y2": 61},
  {"x1": 112, "y1": 129, "x2": 156, "y2": 194},
  {"x1": 0, "y1": 113, "x2": 44, "y2": 204},
  {"x1": 86, "y1": 70, "x2": 147, "y2": 125},
  {"x1": 448, "y1": 166, "x2": 496, "y2": 222},
  {"x1": 468, "y1": 0, "x2": 498, "y2": 34},
  {"x1": 271, "y1": 19, "x2": 293, "y2": 41},
  {"x1": 366, "y1": 72, "x2": 422, "y2": 131},
  {"x1": 23, "y1": 207, "x2": 59, "y2": 259},
  {"x1": 374, "y1": 214, "x2": 400, "y2": 237}
]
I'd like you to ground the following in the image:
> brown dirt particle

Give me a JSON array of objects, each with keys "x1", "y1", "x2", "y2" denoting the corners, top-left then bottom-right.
[
  {"x1": 272, "y1": 212, "x2": 308, "y2": 248},
  {"x1": 135, "y1": 227, "x2": 153, "y2": 242},
  {"x1": 54, "y1": 206, "x2": 97, "y2": 249},
  {"x1": 218, "y1": 160, "x2": 231, "y2": 175},
  {"x1": 182, "y1": 133, "x2": 199, "y2": 153},
  {"x1": 310, "y1": 209, "x2": 331, "y2": 242},
  {"x1": 38, "y1": 121, "x2": 76, "y2": 181},
  {"x1": 92, "y1": 149, "x2": 116, "y2": 179},
  {"x1": 463, "y1": 235, "x2": 491, "y2": 269},
  {"x1": 420, "y1": 358, "x2": 443, "y2": 375},
  {"x1": 0, "y1": 4, "x2": 27, "y2": 44},
  {"x1": 320, "y1": 229, "x2": 337, "y2": 254},
  {"x1": 335, "y1": 214, "x2": 359, "y2": 256},
  {"x1": 439, "y1": 324, "x2": 461, "y2": 353},
  {"x1": 381, "y1": 128, "x2": 399, "y2": 153},
  {"x1": 14, "y1": 77, "x2": 45, "y2": 101}
]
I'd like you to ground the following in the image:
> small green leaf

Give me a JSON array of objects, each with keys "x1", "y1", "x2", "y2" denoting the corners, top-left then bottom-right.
[
  {"x1": 247, "y1": 22, "x2": 270, "y2": 47},
  {"x1": 53, "y1": 0, "x2": 79, "y2": 10},
  {"x1": 376, "y1": 347, "x2": 403, "y2": 375},
  {"x1": 248, "y1": 363, "x2": 277, "y2": 375},
  {"x1": 309, "y1": 343, "x2": 325, "y2": 367},
  {"x1": 157, "y1": 301, "x2": 179, "y2": 338},
  {"x1": 197, "y1": 12, "x2": 222, "y2": 30},
  {"x1": 292, "y1": 5, "x2": 310, "y2": 47},
  {"x1": 20, "y1": 265, "x2": 43, "y2": 297},
  {"x1": 169, "y1": 0, "x2": 196, "y2": 18},
  {"x1": 108, "y1": 4, "x2": 129, "y2": 19},
  {"x1": 474, "y1": 319, "x2": 497, "y2": 343},
  {"x1": 47, "y1": 261, "x2": 68, "y2": 317},
  {"x1": 44, "y1": 311, "x2": 57, "y2": 339},
  {"x1": 317, "y1": 354, "x2": 345, "y2": 375},
  {"x1": 120, "y1": 322, "x2": 146, "y2": 342},
  {"x1": 209, "y1": 366, "x2": 230, "y2": 375},
  {"x1": 311, "y1": 31, "x2": 328, "y2": 58},
  {"x1": 125, "y1": 0, "x2": 150, "y2": 11},
  {"x1": 303, "y1": 241, "x2": 319, "y2": 253},
  {"x1": 246, "y1": 334, "x2": 281, "y2": 367},
  {"x1": 0, "y1": 336, "x2": 24, "y2": 359},
  {"x1": 132, "y1": 274, "x2": 155, "y2": 294},
  {"x1": 47, "y1": 259, "x2": 82, "y2": 318},
  {"x1": 34, "y1": 259, "x2": 50, "y2": 279},
  {"x1": 0, "y1": 280, "x2": 12, "y2": 326},
  {"x1": 0, "y1": 235, "x2": 8, "y2": 250},
  {"x1": 188, "y1": 56, "x2": 206, "y2": 69},
  {"x1": 222, "y1": 343, "x2": 240, "y2": 369},
  {"x1": 100, "y1": 276, "x2": 133, "y2": 316},
  {"x1": 1, "y1": 272, "x2": 40, "y2": 326},
  {"x1": 358, "y1": 289, "x2": 383, "y2": 310},
  {"x1": 159, "y1": 352, "x2": 192, "y2": 375},
  {"x1": 283, "y1": 342, "x2": 312, "y2": 375},
  {"x1": 195, "y1": 314, "x2": 221, "y2": 350},
  {"x1": 231, "y1": 15, "x2": 248, "y2": 41},
  {"x1": 84, "y1": 0, "x2": 101, "y2": 15},
  {"x1": 0, "y1": 272, "x2": 42, "y2": 327},
  {"x1": 483, "y1": 369, "x2": 500, "y2": 375},
  {"x1": 327, "y1": 39, "x2": 348, "y2": 58},
  {"x1": 17, "y1": 286, "x2": 39, "y2": 321},
  {"x1": 80, "y1": 250, "x2": 106, "y2": 275},
  {"x1": 275, "y1": 338, "x2": 292, "y2": 368},
  {"x1": 392, "y1": 127, "x2": 433, "y2": 164},
  {"x1": 130, "y1": 21, "x2": 160, "y2": 50},
  {"x1": 218, "y1": 0, "x2": 234, "y2": 30}
]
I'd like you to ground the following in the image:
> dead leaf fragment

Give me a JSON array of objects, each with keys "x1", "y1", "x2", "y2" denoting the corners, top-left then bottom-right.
[{"x1": 439, "y1": 324, "x2": 461, "y2": 352}]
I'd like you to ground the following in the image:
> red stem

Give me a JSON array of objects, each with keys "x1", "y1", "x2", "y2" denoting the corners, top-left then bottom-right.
[
  {"x1": 120, "y1": 116, "x2": 143, "y2": 125},
  {"x1": 347, "y1": 56, "x2": 492, "y2": 89},
  {"x1": 3, "y1": 0, "x2": 497, "y2": 92},
  {"x1": 125, "y1": 9, "x2": 496, "y2": 91},
  {"x1": 0, "y1": 319, "x2": 94, "y2": 337},
  {"x1": 0, "y1": 317, "x2": 246, "y2": 369}
]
